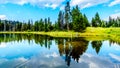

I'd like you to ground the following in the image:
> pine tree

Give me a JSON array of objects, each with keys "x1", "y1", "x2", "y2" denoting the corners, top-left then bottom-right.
[
  {"x1": 44, "y1": 18, "x2": 48, "y2": 32},
  {"x1": 65, "y1": 1, "x2": 71, "y2": 31},
  {"x1": 28, "y1": 20, "x2": 31, "y2": 31},
  {"x1": 58, "y1": 11, "x2": 64, "y2": 30},
  {"x1": 39, "y1": 19, "x2": 44, "y2": 31},
  {"x1": 95, "y1": 12, "x2": 102, "y2": 27},
  {"x1": 71, "y1": 5, "x2": 86, "y2": 32},
  {"x1": 91, "y1": 18, "x2": 97, "y2": 27},
  {"x1": 83, "y1": 14, "x2": 90, "y2": 27},
  {"x1": 108, "y1": 16, "x2": 113, "y2": 27},
  {"x1": 117, "y1": 17, "x2": 120, "y2": 27},
  {"x1": 101, "y1": 20, "x2": 106, "y2": 27},
  {"x1": 47, "y1": 17, "x2": 52, "y2": 31},
  {"x1": 91, "y1": 12, "x2": 102, "y2": 27},
  {"x1": 34, "y1": 21, "x2": 39, "y2": 31}
]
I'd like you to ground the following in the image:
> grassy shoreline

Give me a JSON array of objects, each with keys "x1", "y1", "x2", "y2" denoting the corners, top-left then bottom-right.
[
  {"x1": 0, "y1": 31, "x2": 110, "y2": 37},
  {"x1": 0, "y1": 27, "x2": 120, "y2": 37},
  {"x1": 0, "y1": 27, "x2": 120, "y2": 42}
]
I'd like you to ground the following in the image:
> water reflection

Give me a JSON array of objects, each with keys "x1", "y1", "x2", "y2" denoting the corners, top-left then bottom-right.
[
  {"x1": 91, "y1": 41, "x2": 102, "y2": 54},
  {"x1": 0, "y1": 34, "x2": 89, "y2": 66},
  {"x1": 0, "y1": 34, "x2": 120, "y2": 68},
  {"x1": 56, "y1": 38, "x2": 89, "y2": 66},
  {"x1": 0, "y1": 34, "x2": 53, "y2": 49},
  {"x1": 109, "y1": 40, "x2": 120, "y2": 46}
]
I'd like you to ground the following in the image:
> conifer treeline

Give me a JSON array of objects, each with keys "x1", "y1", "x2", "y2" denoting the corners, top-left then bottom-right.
[
  {"x1": 0, "y1": 1, "x2": 120, "y2": 32},
  {"x1": 0, "y1": 18, "x2": 53, "y2": 32}
]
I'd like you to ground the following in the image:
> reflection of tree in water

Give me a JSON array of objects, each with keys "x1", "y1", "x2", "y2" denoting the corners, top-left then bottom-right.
[
  {"x1": 65, "y1": 39, "x2": 72, "y2": 66},
  {"x1": 57, "y1": 38, "x2": 89, "y2": 66},
  {"x1": 91, "y1": 41, "x2": 102, "y2": 54},
  {"x1": 31, "y1": 35, "x2": 53, "y2": 49},
  {"x1": 1, "y1": 34, "x2": 120, "y2": 66},
  {"x1": 57, "y1": 38, "x2": 64, "y2": 56},
  {"x1": 0, "y1": 34, "x2": 53, "y2": 49},
  {"x1": 109, "y1": 40, "x2": 120, "y2": 46}
]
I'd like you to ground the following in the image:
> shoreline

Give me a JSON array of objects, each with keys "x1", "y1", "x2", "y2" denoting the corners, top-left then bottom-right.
[
  {"x1": 0, "y1": 31, "x2": 110, "y2": 37},
  {"x1": 0, "y1": 27, "x2": 120, "y2": 39},
  {"x1": 0, "y1": 31, "x2": 120, "y2": 42}
]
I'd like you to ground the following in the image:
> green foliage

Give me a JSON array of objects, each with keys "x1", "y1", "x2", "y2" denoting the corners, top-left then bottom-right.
[
  {"x1": 57, "y1": 11, "x2": 62, "y2": 30},
  {"x1": 101, "y1": 20, "x2": 106, "y2": 27},
  {"x1": 0, "y1": 20, "x2": 4, "y2": 31},
  {"x1": 34, "y1": 21, "x2": 39, "y2": 31},
  {"x1": 21, "y1": 23, "x2": 28, "y2": 31},
  {"x1": 92, "y1": 12, "x2": 102, "y2": 27},
  {"x1": 38, "y1": 19, "x2": 44, "y2": 31},
  {"x1": 83, "y1": 14, "x2": 90, "y2": 27},
  {"x1": 15, "y1": 21, "x2": 22, "y2": 31},
  {"x1": 47, "y1": 17, "x2": 53, "y2": 31},
  {"x1": 92, "y1": 18, "x2": 96, "y2": 27},
  {"x1": 106, "y1": 17, "x2": 120, "y2": 27},
  {"x1": 44, "y1": 18, "x2": 48, "y2": 32},
  {"x1": 65, "y1": 1, "x2": 71, "y2": 31},
  {"x1": 91, "y1": 41, "x2": 102, "y2": 54},
  {"x1": 53, "y1": 21, "x2": 59, "y2": 31},
  {"x1": 71, "y1": 6, "x2": 87, "y2": 32},
  {"x1": 57, "y1": 11, "x2": 64, "y2": 30},
  {"x1": 28, "y1": 20, "x2": 31, "y2": 30}
]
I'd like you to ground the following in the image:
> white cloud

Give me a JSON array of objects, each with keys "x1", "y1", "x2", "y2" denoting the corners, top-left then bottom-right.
[
  {"x1": 109, "y1": 0, "x2": 120, "y2": 7},
  {"x1": 70, "y1": 0, "x2": 109, "y2": 9},
  {"x1": 0, "y1": 0, "x2": 65, "y2": 9},
  {"x1": 0, "y1": 0, "x2": 112, "y2": 9},
  {"x1": 60, "y1": 5, "x2": 65, "y2": 10},
  {"x1": 104, "y1": 12, "x2": 120, "y2": 21},
  {"x1": 1, "y1": 0, "x2": 119, "y2": 10},
  {"x1": 81, "y1": 3, "x2": 92, "y2": 9},
  {"x1": 110, "y1": 12, "x2": 120, "y2": 19},
  {"x1": 16, "y1": 0, "x2": 27, "y2": 5},
  {"x1": 44, "y1": 4, "x2": 58, "y2": 9},
  {"x1": 51, "y1": 4, "x2": 58, "y2": 9},
  {"x1": 0, "y1": 15, "x2": 7, "y2": 20}
]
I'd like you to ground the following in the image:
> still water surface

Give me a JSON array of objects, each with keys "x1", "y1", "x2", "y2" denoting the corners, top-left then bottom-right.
[{"x1": 0, "y1": 34, "x2": 120, "y2": 68}]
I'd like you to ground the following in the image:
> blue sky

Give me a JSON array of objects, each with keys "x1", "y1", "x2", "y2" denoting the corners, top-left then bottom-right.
[{"x1": 0, "y1": 0, "x2": 120, "y2": 23}]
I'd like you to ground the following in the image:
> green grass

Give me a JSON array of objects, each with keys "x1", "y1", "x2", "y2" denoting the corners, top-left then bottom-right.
[
  {"x1": 0, "y1": 27, "x2": 120, "y2": 38},
  {"x1": 84, "y1": 27, "x2": 120, "y2": 42},
  {"x1": 0, "y1": 27, "x2": 120, "y2": 42},
  {"x1": 86, "y1": 27, "x2": 120, "y2": 34}
]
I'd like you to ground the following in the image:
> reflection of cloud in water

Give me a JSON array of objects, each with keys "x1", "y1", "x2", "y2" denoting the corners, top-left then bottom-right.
[
  {"x1": 109, "y1": 53, "x2": 120, "y2": 62},
  {"x1": 0, "y1": 59, "x2": 8, "y2": 64},
  {"x1": 79, "y1": 53, "x2": 114, "y2": 68},
  {"x1": 0, "y1": 42, "x2": 6, "y2": 48},
  {"x1": 0, "y1": 57, "x2": 28, "y2": 68},
  {"x1": 45, "y1": 52, "x2": 59, "y2": 58},
  {"x1": 0, "y1": 52, "x2": 115, "y2": 68},
  {"x1": 26, "y1": 52, "x2": 67, "y2": 68},
  {"x1": 111, "y1": 43, "x2": 120, "y2": 51}
]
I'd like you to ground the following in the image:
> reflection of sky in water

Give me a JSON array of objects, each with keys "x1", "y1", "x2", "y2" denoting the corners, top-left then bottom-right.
[
  {"x1": 86, "y1": 41, "x2": 120, "y2": 63},
  {"x1": 0, "y1": 40, "x2": 120, "y2": 68}
]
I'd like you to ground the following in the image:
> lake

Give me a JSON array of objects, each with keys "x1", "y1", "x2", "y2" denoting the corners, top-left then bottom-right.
[{"x1": 0, "y1": 34, "x2": 120, "y2": 68}]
